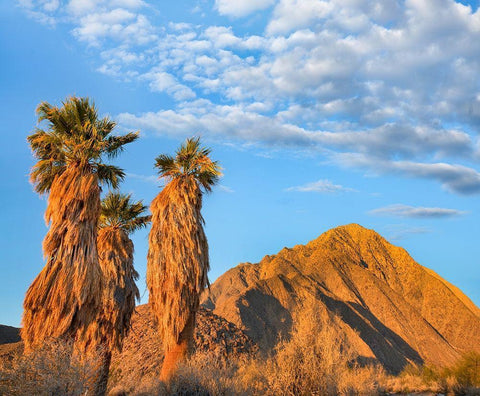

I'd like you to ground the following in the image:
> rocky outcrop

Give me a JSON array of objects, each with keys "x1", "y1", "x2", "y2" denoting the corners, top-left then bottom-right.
[
  {"x1": 201, "y1": 224, "x2": 480, "y2": 374},
  {"x1": 109, "y1": 304, "x2": 257, "y2": 390}
]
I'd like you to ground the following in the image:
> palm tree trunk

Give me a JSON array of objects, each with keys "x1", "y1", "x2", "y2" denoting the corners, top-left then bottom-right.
[
  {"x1": 160, "y1": 311, "x2": 196, "y2": 383},
  {"x1": 88, "y1": 348, "x2": 112, "y2": 396}
]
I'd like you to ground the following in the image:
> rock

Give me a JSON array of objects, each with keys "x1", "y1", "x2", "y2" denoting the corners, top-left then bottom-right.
[{"x1": 109, "y1": 304, "x2": 257, "y2": 389}]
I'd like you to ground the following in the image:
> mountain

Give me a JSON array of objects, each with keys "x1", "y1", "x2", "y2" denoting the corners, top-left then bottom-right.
[
  {"x1": 0, "y1": 325, "x2": 20, "y2": 345},
  {"x1": 0, "y1": 325, "x2": 21, "y2": 359},
  {"x1": 201, "y1": 224, "x2": 480, "y2": 374}
]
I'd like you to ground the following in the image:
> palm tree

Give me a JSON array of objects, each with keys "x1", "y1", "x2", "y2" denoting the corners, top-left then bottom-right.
[
  {"x1": 147, "y1": 137, "x2": 221, "y2": 382},
  {"x1": 92, "y1": 191, "x2": 150, "y2": 395},
  {"x1": 22, "y1": 97, "x2": 138, "y2": 355}
]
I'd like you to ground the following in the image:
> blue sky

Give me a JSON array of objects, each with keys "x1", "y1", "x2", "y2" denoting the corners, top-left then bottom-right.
[{"x1": 1, "y1": 0, "x2": 480, "y2": 327}]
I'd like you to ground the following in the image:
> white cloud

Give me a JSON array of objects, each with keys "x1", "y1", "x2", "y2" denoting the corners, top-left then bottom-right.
[
  {"x1": 215, "y1": 0, "x2": 275, "y2": 17},
  {"x1": 285, "y1": 179, "x2": 357, "y2": 193},
  {"x1": 72, "y1": 9, "x2": 157, "y2": 46},
  {"x1": 370, "y1": 204, "x2": 467, "y2": 218},
  {"x1": 111, "y1": 0, "x2": 145, "y2": 8},
  {"x1": 19, "y1": 0, "x2": 480, "y2": 195},
  {"x1": 218, "y1": 185, "x2": 235, "y2": 193},
  {"x1": 67, "y1": 0, "x2": 144, "y2": 16},
  {"x1": 67, "y1": 0, "x2": 99, "y2": 16},
  {"x1": 43, "y1": 0, "x2": 59, "y2": 12},
  {"x1": 126, "y1": 172, "x2": 158, "y2": 184},
  {"x1": 383, "y1": 224, "x2": 432, "y2": 241},
  {"x1": 336, "y1": 153, "x2": 480, "y2": 195},
  {"x1": 267, "y1": 0, "x2": 334, "y2": 35},
  {"x1": 203, "y1": 26, "x2": 241, "y2": 48},
  {"x1": 144, "y1": 71, "x2": 196, "y2": 101},
  {"x1": 117, "y1": 100, "x2": 477, "y2": 162}
]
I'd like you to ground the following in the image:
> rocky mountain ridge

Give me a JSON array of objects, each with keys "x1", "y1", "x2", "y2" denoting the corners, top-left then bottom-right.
[{"x1": 201, "y1": 223, "x2": 480, "y2": 373}]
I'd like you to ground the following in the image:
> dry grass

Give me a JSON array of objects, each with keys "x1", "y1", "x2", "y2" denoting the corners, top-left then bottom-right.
[
  {"x1": 147, "y1": 177, "x2": 209, "y2": 353},
  {"x1": 262, "y1": 305, "x2": 384, "y2": 396},
  {"x1": 3, "y1": 327, "x2": 479, "y2": 395},
  {"x1": 0, "y1": 339, "x2": 101, "y2": 396},
  {"x1": 22, "y1": 166, "x2": 103, "y2": 353},
  {"x1": 109, "y1": 351, "x2": 256, "y2": 396},
  {"x1": 109, "y1": 324, "x2": 479, "y2": 396},
  {"x1": 384, "y1": 352, "x2": 480, "y2": 395}
]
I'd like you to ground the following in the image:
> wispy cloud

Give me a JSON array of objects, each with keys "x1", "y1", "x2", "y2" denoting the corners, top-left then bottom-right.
[
  {"x1": 215, "y1": 0, "x2": 275, "y2": 17},
  {"x1": 370, "y1": 204, "x2": 467, "y2": 219},
  {"x1": 217, "y1": 184, "x2": 235, "y2": 193},
  {"x1": 126, "y1": 172, "x2": 158, "y2": 184},
  {"x1": 285, "y1": 179, "x2": 357, "y2": 194},
  {"x1": 384, "y1": 224, "x2": 432, "y2": 241},
  {"x1": 336, "y1": 153, "x2": 480, "y2": 195}
]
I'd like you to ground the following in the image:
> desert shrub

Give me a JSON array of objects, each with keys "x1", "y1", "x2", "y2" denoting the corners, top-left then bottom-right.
[
  {"x1": 438, "y1": 351, "x2": 480, "y2": 395},
  {"x1": 169, "y1": 352, "x2": 243, "y2": 395},
  {"x1": 382, "y1": 352, "x2": 480, "y2": 395},
  {"x1": 383, "y1": 362, "x2": 442, "y2": 394},
  {"x1": 110, "y1": 350, "x2": 263, "y2": 396},
  {"x1": 0, "y1": 339, "x2": 100, "y2": 396},
  {"x1": 263, "y1": 305, "x2": 383, "y2": 396},
  {"x1": 449, "y1": 351, "x2": 480, "y2": 388},
  {"x1": 383, "y1": 367, "x2": 440, "y2": 394}
]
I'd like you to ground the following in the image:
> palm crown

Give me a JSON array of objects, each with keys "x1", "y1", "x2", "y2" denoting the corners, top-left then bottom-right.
[
  {"x1": 154, "y1": 137, "x2": 222, "y2": 192},
  {"x1": 99, "y1": 191, "x2": 151, "y2": 234},
  {"x1": 28, "y1": 96, "x2": 138, "y2": 194}
]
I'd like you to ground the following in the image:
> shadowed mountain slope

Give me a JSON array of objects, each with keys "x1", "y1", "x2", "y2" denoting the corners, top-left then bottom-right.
[
  {"x1": 0, "y1": 325, "x2": 21, "y2": 358},
  {"x1": 201, "y1": 224, "x2": 480, "y2": 374},
  {"x1": 0, "y1": 325, "x2": 20, "y2": 345}
]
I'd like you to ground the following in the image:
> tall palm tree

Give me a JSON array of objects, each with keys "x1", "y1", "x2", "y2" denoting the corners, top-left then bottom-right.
[
  {"x1": 22, "y1": 97, "x2": 138, "y2": 355},
  {"x1": 92, "y1": 191, "x2": 150, "y2": 395},
  {"x1": 147, "y1": 137, "x2": 221, "y2": 382}
]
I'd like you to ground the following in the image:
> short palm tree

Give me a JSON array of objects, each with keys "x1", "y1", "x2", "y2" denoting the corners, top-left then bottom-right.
[
  {"x1": 22, "y1": 97, "x2": 138, "y2": 355},
  {"x1": 147, "y1": 137, "x2": 221, "y2": 382},
  {"x1": 93, "y1": 191, "x2": 150, "y2": 395}
]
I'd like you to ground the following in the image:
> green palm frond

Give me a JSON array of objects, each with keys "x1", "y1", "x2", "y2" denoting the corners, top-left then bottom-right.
[
  {"x1": 96, "y1": 164, "x2": 125, "y2": 189},
  {"x1": 30, "y1": 159, "x2": 66, "y2": 194},
  {"x1": 154, "y1": 137, "x2": 222, "y2": 192},
  {"x1": 28, "y1": 96, "x2": 138, "y2": 194},
  {"x1": 154, "y1": 154, "x2": 181, "y2": 179},
  {"x1": 105, "y1": 132, "x2": 139, "y2": 158},
  {"x1": 99, "y1": 191, "x2": 151, "y2": 234}
]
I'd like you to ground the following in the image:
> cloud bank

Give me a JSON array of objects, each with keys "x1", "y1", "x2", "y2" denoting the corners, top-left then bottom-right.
[
  {"x1": 286, "y1": 179, "x2": 356, "y2": 193},
  {"x1": 19, "y1": 0, "x2": 480, "y2": 194},
  {"x1": 370, "y1": 204, "x2": 467, "y2": 218}
]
